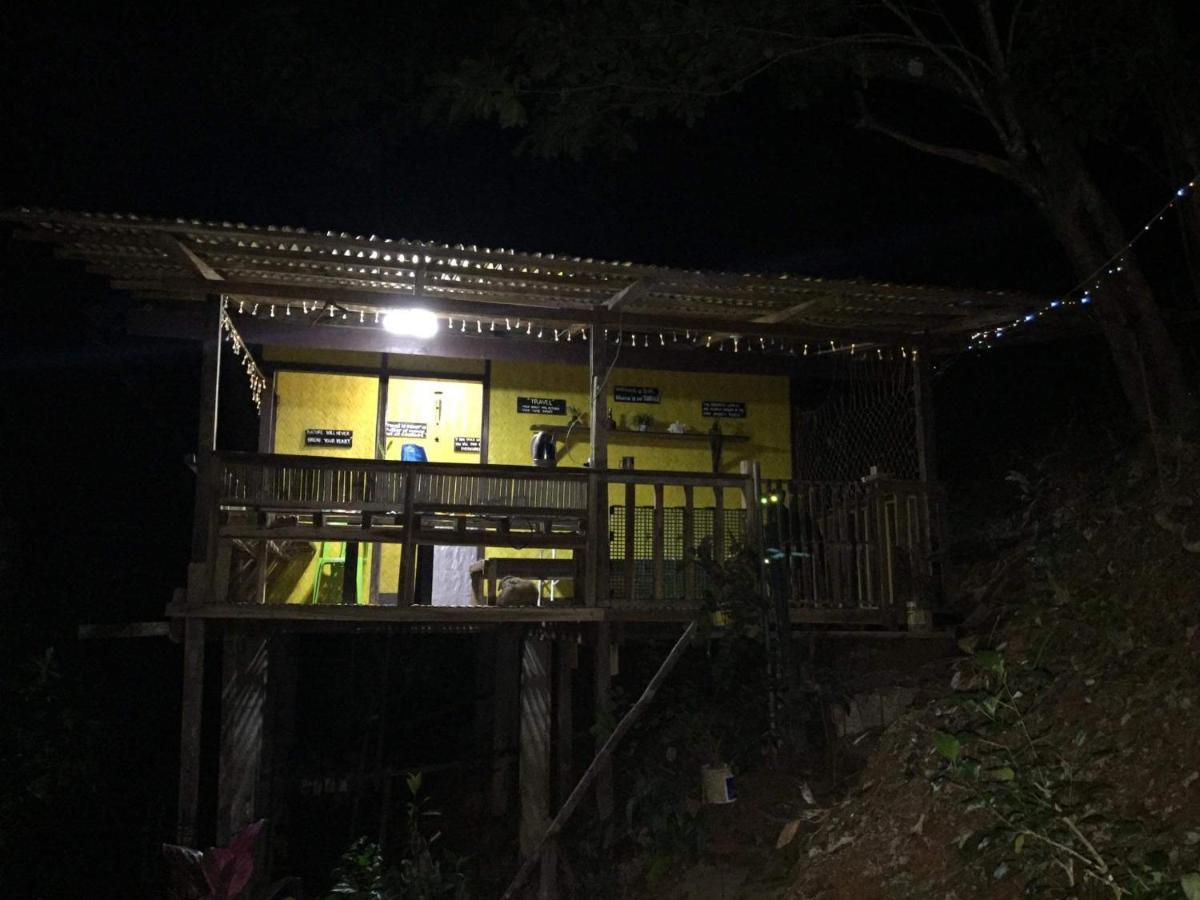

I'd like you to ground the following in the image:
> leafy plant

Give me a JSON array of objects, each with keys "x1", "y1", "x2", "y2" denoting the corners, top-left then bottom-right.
[
  {"x1": 163, "y1": 820, "x2": 300, "y2": 900},
  {"x1": 928, "y1": 643, "x2": 1190, "y2": 897},
  {"x1": 325, "y1": 839, "x2": 395, "y2": 900},
  {"x1": 323, "y1": 773, "x2": 468, "y2": 900}
]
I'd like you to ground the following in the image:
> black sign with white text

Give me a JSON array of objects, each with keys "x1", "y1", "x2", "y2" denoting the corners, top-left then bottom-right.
[
  {"x1": 701, "y1": 401, "x2": 746, "y2": 419},
  {"x1": 385, "y1": 421, "x2": 427, "y2": 438},
  {"x1": 614, "y1": 385, "x2": 660, "y2": 404},
  {"x1": 453, "y1": 437, "x2": 482, "y2": 453},
  {"x1": 305, "y1": 428, "x2": 353, "y2": 447},
  {"x1": 517, "y1": 396, "x2": 567, "y2": 415}
]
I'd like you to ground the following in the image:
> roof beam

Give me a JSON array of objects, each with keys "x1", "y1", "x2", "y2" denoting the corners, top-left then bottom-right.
[
  {"x1": 754, "y1": 300, "x2": 817, "y2": 324},
  {"x1": 603, "y1": 279, "x2": 650, "y2": 310},
  {"x1": 154, "y1": 234, "x2": 225, "y2": 281}
]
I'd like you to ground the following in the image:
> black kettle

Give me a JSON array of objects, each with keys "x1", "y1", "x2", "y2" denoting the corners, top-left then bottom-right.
[{"x1": 530, "y1": 431, "x2": 557, "y2": 467}]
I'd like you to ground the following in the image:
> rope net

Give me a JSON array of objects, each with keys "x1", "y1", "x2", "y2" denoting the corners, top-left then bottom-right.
[{"x1": 793, "y1": 356, "x2": 920, "y2": 482}]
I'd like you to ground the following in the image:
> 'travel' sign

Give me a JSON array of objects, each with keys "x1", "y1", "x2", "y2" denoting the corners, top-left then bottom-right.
[
  {"x1": 701, "y1": 400, "x2": 746, "y2": 419},
  {"x1": 454, "y1": 437, "x2": 482, "y2": 453},
  {"x1": 614, "y1": 385, "x2": 660, "y2": 404},
  {"x1": 517, "y1": 396, "x2": 567, "y2": 415},
  {"x1": 305, "y1": 428, "x2": 353, "y2": 447},
  {"x1": 385, "y1": 421, "x2": 427, "y2": 438}
]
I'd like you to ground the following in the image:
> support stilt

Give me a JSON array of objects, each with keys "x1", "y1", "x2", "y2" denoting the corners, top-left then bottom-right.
[{"x1": 217, "y1": 623, "x2": 270, "y2": 845}]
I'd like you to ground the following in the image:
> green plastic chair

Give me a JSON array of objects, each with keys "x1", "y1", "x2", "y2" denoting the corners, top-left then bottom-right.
[{"x1": 311, "y1": 541, "x2": 368, "y2": 604}]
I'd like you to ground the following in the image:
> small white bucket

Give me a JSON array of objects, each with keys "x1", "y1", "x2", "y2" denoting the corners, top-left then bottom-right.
[{"x1": 701, "y1": 764, "x2": 737, "y2": 804}]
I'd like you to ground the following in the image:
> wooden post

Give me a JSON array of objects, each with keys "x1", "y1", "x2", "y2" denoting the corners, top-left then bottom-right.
[
  {"x1": 585, "y1": 306, "x2": 610, "y2": 608},
  {"x1": 217, "y1": 623, "x2": 270, "y2": 845},
  {"x1": 259, "y1": 632, "x2": 298, "y2": 876},
  {"x1": 913, "y1": 348, "x2": 937, "y2": 484},
  {"x1": 593, "y1": 622, "x2": 614, "y2": 822},
  {"x1": 177, "y1": 618, "x2": 206, "y2": 846},
  {"x1": 518, "y1": 634, "x2": 553, "y2": 896},
  {"x1": 554, "y1": 638, "x2": 575, "y2": 805},
  {"x1": 191, "y1": 296, "x2": 222, "y2": 554},
  {"x1": 491, "y1": 626, "x2": 521, "y2": 818},
  {"x1": 682, "y1": 485, "x2": 696, "y2": 602},
  {"x1": 178, "y1": 295, "x2": 223, "y2": 845},
  {"x1": 911, "y1": 348, "x2": 939, "y2": 629}
]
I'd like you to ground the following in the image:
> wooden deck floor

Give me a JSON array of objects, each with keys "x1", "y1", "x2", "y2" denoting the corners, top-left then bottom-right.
[{"x1": 166, "y1": 602, "x2": 900, "y2": 627}]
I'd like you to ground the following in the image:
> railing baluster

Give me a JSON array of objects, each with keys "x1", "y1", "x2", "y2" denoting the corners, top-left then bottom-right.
[
  {"x1": 623, "y1": 481, "x2": 636, "y2": 606},
  {"x1": 682, "y1": 484, "x2": 695, "y2": 603},
  {"x1": 652, "y1": 482, "x2": 665, "y2": 604}
]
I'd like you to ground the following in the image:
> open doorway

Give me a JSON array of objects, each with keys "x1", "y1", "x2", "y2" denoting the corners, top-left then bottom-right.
[{"x1": 377, "y1": 376, "x2": 485, "y2": 606}]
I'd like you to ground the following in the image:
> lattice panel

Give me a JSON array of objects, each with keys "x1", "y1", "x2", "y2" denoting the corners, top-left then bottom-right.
[{"x1": 607, "y1": 506, "x2": 747, "y2": 605}]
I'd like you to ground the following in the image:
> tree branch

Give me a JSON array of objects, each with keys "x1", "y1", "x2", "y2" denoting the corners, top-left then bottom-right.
[{"x1": 856, "y1": 97, "x2": 1021, "y2": 184}]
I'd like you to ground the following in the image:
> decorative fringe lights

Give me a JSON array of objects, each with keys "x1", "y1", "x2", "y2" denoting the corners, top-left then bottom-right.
[
  {"x1": 220, "y1": 298, "x2": 267, "y2": 413},
  {"x1": 229, "y1": 298, "x2": 940, "y2": 364},
  {"x1": 968, "y1": 173, "x2": 1198, "y2": 350}
]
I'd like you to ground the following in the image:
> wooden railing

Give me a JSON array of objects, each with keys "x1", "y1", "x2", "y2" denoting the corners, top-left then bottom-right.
[
  {"x1": 189, "y1": 453, "x2": 936, "y2": 623},
  {"x1": 760, "y1": 477, "x2": 941, "y2": 622},
  {"x1": 604, "y1": 468, "x2": 759, "y2": 608}
]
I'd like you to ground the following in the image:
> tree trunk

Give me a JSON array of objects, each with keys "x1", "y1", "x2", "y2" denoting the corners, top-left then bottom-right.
[{"x1": 1010, "y1": 116, "x2": 1195, "y2": 430}]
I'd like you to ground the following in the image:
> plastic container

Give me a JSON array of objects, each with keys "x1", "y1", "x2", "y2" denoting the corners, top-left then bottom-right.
[
  {"x1": 400, "y1": 443, "x2": 427, "y2": 462},
  {"x1": 701, "y1": 764, "x2": 737, "y2": 804}
]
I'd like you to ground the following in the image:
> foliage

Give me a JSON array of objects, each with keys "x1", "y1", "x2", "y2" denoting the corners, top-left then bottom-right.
[
  {"x1": 323, "y1": 773, "x2": 469, "y2": 900},
  {"x1": 568, "y1": 548, "x2": 780, "y2": 894},
  {"x1": 163, "y1": 820, "x2": 300, "y2": 900},
  {"x1": 325, "y1": 840, "x2": 396, "y2": 900},
  {"x1": 926, "y1": 638, "x2": 1198, "y2": 897}
]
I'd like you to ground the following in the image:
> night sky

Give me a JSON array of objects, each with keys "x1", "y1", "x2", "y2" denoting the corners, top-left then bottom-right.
[{"x1": 1, "y1": 4, "x2": 1186, "y2": 894}]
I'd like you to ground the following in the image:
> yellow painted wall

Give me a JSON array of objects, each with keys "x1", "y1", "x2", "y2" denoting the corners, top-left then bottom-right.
[
  {"x1": 271, "y1": 370, "x2": 380, "y2": 602},
  {"x1": 273, "y1": 371, "x2": 380, "y2": 459},
  {"x1": 487, "y1": 360, "x2": 791, "y2": 486}
]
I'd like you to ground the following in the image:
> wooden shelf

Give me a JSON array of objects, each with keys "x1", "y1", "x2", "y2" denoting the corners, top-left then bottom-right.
[{"x1": 530, "y1": 424, "x2": 749, "y2": 472}]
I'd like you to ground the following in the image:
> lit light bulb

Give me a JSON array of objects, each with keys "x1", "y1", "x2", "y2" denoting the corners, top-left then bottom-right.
[{"x1": 381, "y1": 308, "x2": 439, "y2": 338}]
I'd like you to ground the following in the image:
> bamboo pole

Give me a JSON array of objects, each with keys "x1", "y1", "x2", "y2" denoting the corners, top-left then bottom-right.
[{"x1": 498, "y1": 621, "x2": 698, "y2": 900}]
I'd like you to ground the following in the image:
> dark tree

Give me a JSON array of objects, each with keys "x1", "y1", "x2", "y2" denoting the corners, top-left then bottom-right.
[{"x1": 439, "y1": 0, "x2": 1197, "y2": 430}]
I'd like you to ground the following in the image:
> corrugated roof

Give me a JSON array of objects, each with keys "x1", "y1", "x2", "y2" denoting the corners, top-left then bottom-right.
[{"x1": 4, "y1": 207, "x2": 1041, "y2": 343}]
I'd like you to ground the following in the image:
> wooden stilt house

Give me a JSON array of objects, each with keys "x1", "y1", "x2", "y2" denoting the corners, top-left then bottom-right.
[{"x1": 5, "y1": 208, "x2": 1039, "y2": 881}]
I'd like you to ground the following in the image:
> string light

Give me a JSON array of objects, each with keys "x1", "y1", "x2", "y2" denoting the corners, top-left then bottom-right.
[
  {"x1": 968, "y1": 173, "x2": 1196, "y2": 350},
  {"x1": 219, "y1": 297, "x2": 266, "y2": 413}
]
